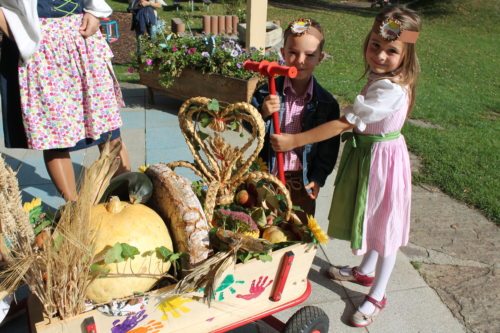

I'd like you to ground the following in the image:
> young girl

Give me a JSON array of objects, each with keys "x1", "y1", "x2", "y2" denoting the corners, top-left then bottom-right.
[
  {"x1": 271, "y1": 6, "x2": 421, "y2": 327},
  {"x1": 0, "y1": 0, "x2": 130, "y2": 201}
]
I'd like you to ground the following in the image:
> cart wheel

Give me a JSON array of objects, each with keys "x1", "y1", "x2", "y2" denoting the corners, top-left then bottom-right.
[{"x1": 283, "y1": 306, "x2": 329, "y2": 333}]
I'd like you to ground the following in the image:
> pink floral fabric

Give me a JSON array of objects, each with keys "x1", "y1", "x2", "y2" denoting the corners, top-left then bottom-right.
[{"x1": 18, "y1": 14, "x2": 124, "y2": 150}]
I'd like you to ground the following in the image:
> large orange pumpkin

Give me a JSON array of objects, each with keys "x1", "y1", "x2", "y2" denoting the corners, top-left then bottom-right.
[{"x1": 86, "y1": 197, "x2": 173, "y2": 303}]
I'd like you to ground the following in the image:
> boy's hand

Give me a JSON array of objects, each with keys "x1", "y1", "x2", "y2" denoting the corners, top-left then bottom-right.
[
  {"x1": 261, "y1": 95, "x2": 280, "y2": 118},
  {"x1": 79, "y1": 13, "x2": 100, "y2": 38},
  {"x1": 270, "y1": 133, "x2": 298, "y2": 152},
  {"x1": 305, "y1": 182, "x2": 320, "y2": 199}
]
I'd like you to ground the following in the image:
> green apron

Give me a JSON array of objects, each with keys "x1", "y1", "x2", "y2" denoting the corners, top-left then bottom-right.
[{"x1": 327, "y1": 131, "x2": 400, "y2": 249}]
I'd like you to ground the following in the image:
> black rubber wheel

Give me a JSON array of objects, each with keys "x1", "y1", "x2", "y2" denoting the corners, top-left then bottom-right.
[{"x1": 283, "y1": 306, "x2": 329, "y2": 333}]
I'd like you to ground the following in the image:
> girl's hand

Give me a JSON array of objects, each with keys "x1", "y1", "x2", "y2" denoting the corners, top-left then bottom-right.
[
  {"x1": 79, "y1": 13, "x2": 100, "y2": 38},
  {"x1": 305, "y1": 181, "x2": 320, "y2": 199},
  {"x1": 270, "y1": 133, "x2": 298, "y2": 152},
  {"x1": 261, "y1": 95, "x2": 280, "y2": 118}
]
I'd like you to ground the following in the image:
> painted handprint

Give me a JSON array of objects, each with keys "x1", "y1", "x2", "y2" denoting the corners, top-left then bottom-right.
[
  {"x1": 111, "y1": 310, "x2": 147, "y2": 333},
  {"x1": 127, "y1": 319, "x2": 164, "y2": 333},
  {"x1": 212, "y1": 274, "x2": 245, "y2": 301},
  {"x1": 236, "y1": 276, "x2": 273, "y2": 300},
  {"x1": 158, "y1": 296, "x2": 193, "y2": 321}
]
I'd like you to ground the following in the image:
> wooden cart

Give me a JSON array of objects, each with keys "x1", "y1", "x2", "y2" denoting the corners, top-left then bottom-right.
[{"x1": 29, "y1": 243, "x2": 328, "y2": 333}]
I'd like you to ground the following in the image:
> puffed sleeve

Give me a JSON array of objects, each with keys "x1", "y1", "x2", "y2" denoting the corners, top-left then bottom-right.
[
  {"x1": 83, "y1": 0, "x2": 113, "y2": 18},
  {"x1": 344, "y1": 79, "x2": 407, "y2": 132},
  {"x1": 0, "y1": 0, "x2": 40, "y2": 62}
]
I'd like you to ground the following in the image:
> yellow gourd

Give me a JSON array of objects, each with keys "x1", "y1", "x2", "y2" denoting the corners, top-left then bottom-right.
[
  {"x1": 262, "y1": 226, "x2": 288, "y2": 244},
  {"x1": 86, "y1": 197, "x2": 173, "y2": 303}
]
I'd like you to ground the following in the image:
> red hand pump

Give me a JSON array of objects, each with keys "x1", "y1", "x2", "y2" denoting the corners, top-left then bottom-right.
[{"x1": 244, "y1": 60, "x2": 297, "y2": 184}]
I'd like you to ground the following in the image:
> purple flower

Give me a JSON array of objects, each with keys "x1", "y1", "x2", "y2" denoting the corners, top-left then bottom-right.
[
  {"x1": 127, "y1": 67, "x2": 135, "y2": 73},
  {"x1": 145, "y1": 59, "x2": 153, "y2": 66},
  {"x1": 230, "y1": 49, "x2": 239, "y2": 57},
  {"x1": 236, "y1": 62, "x2": 243, "y2": 69},
  {"x1": 201, "y1": 51, "x2": 210, "y2": 58}
]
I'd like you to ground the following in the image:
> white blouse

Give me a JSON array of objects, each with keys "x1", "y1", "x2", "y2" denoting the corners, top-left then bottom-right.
[
  {"x1": 0, "y1": 0, "x2": 112, "y2": 62},
  {"x1": 345, "y1": 79, "x2": 408, "y2": 132}
]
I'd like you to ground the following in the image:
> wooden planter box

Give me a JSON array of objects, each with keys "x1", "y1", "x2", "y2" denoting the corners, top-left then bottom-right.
[
  {"x1": 29, "y1": 243, "x2": 317, "y2": 333},
  {"x1": 139, "y1": 68, "x2": 260, "y2": 104}
]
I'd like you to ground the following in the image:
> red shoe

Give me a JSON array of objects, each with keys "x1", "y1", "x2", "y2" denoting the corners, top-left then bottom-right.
[
  {"x1": 350, "y1": 295, "x2": 387, "y2": 327},
  {"x1": 327, "y1": 266, "x2": 375, "y2": 286}
]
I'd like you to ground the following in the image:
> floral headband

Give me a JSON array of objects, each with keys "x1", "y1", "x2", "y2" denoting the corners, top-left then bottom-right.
[
  {"x1": 288, "y1": 18, "x2": 313, "y2": 36},
  {"x1": 377, "y1": 18, "x2": 419, "y2": 44}
]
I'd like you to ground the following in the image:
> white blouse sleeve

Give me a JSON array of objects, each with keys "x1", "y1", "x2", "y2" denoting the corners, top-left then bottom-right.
[
  {"x1": 344, "y1": 79, "x2": 407, "y2": 132},
  {"x1": 0, "y1": 0, "x2": 40, "y2": 63},
  {"x1": 83, "y1": 0, "x2": 113, "y2": 18}
]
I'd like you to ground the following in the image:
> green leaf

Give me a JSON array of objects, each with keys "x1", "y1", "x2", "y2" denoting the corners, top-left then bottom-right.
[
  {"x1": 121, "y1": 243, "x2": 140, "y2": 260},
  {"x1": 251, "y1": 208, "x2": 267, "y2": 228},
  {"x1": 199, "y1": 113, "x2": 211, "y2": 128},
  {"x1": 207, "y1": 99, "x2": 220, "y2": 111},
  {"x1": 104, "y1": 243, "x2": 125, "y2": 264},
  {"x1": 156, "y1": 246, "x2": 174, "y2": 261},
  {"x1": 197, "y1": 130, "x2": 209, "y2": 141},
  {"x1": 90, "y1": 263, "x2": 110, "y2": 277},
  {"x1": 258, "y1": 254, "x2": 273, "y2": 262},
  {"x1": 33, "y1": 220, "x2": 52, "y2": 235},
  {"x1": 52, "y1": 233, "x2": 64, "y2": 252}
]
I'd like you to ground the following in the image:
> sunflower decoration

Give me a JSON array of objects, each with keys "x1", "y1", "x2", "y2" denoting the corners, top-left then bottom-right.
[
  {"x1": 307, "y1": 215, "x2": 329, "y2": 245},
  {"x1": 138, "y1": 164, "x2": 150, "y2": 173}
]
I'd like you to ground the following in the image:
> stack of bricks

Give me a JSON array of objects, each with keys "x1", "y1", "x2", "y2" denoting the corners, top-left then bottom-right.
[{"x1": 202, "y1": 15, "x2": 239, "y2": 36}]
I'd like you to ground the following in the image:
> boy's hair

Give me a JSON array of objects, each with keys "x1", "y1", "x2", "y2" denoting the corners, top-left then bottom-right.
[
  {"x1": 283, "y1": 19, "x2": 325, "y2": 51},
  {"x1": 363, "y1": 6, "x2": 422, "y2": 113}
]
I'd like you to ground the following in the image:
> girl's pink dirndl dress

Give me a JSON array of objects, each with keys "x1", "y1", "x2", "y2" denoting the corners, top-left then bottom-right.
[
  {"x1": 17, "y1": 14, "x2": 123, "y2": 151},
  {"x1": 328, "y1": 76, "x2": 412, "y2": 257}
]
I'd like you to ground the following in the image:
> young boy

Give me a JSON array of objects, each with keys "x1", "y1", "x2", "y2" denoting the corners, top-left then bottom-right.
[{"x1": 251, "y1": 18, "x2": 341, "y2": 223}]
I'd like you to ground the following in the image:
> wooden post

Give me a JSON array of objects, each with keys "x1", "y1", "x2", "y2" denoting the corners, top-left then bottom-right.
[{"x1": 246, "y1": 0, "x2": 267, "y2": 53}]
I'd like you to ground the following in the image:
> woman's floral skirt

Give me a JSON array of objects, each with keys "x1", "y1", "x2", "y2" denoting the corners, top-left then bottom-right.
[{"x1": 18, "y1": 14, "x2": 124, "y2": 150}]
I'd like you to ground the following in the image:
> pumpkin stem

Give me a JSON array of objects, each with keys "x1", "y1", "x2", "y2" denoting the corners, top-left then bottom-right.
[{"x1": 106, "y1": 196, "x2": 124, "y2": 214}]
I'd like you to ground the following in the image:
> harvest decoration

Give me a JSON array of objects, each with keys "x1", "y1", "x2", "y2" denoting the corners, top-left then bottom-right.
[{"x1": 166, "y1": 97, "x2": 293, "y2": 223}]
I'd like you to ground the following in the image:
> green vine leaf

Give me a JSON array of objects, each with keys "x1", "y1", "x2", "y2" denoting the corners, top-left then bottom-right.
[
  {"x1": 90, "y1": 263, "x2": 110, "y2": 277},
  {"x1": 121, "y1": 243, "x2": 140, "y2": 260},
  {"x1": 258, "y1": 254, "x2": 273, "y2": 262},
  {"x1": 104, "y1": 243, "x2": 124, "y2": 264},
  {"x1": 207, "y1": 99, "x2": 220, "y2": 111}
]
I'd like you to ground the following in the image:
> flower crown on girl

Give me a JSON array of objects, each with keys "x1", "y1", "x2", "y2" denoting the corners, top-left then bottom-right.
[{"x1": 375, "y1": 18, "x2": 419, "y2": 44}]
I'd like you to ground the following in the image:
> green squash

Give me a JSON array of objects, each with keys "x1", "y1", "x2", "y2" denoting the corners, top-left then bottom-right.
[{"x1": 100, "y1": 172, "x2": 153, "y2": 204}]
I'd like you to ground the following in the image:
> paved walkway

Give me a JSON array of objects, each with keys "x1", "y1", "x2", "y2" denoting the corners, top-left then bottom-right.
[{"x1": 0, "y1": 83, "x2": 466, "y2": 332}]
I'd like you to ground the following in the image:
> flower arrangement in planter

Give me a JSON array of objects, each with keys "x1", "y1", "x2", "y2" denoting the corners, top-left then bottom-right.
[{"x1": 137, "y1": 29, "x2": 280, "y2": 90}]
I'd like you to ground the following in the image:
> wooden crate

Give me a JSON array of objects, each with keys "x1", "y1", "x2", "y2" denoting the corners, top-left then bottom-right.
[
  {"x1": 30, "y1": 243, "x2": 317, "y2": 333},
  {"x1": 139, "y1": 68, "x2": 260, "y2": 105}
]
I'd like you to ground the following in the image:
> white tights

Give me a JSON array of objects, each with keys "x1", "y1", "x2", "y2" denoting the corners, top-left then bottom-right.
[{"x1": 358, "y1": 250, "x2": 397, "y2": 315}]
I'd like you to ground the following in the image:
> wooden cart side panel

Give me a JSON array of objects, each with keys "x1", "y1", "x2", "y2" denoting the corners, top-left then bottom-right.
[{"x1": 33, "y1": 243, "x2": 317, "y2": 333}]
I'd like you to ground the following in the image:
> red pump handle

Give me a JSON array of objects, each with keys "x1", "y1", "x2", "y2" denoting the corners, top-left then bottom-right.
[{"x1": 244, "y1": 59, "x2": 298, "y2": 185}]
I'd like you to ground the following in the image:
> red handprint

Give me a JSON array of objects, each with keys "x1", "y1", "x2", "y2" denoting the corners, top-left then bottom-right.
[{"x1": 236, "y1": 276, "x2": 273, "y2": 300}]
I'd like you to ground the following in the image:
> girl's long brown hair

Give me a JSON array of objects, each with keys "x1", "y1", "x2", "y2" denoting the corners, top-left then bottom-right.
[{"x1": 363, "y1": 6, "x2": 422, "y2": 114}]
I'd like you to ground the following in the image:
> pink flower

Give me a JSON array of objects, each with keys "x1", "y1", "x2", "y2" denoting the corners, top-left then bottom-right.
[
  {"x1": 146, "y1": 59, "x2": 153, "y2": 66},
  {"x1": 187, "y1": 47, "x2": 197, "y2": 55},
  {"x1": 127, "y1": 67, "x2": 135, "y2": 73},
  {"x1": 172, "y1": 45, "x2": 178, "y2": 52}
]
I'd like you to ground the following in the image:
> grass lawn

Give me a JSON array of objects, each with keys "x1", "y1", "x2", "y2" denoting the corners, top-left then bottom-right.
[{"x1": 108, "y1": 0, "x2": 499, "y2": 223}]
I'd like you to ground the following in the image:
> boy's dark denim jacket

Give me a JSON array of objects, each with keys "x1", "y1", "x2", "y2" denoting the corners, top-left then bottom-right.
[{"x1": 251, "y1": 76, "x2": 341, "y2": 188}]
